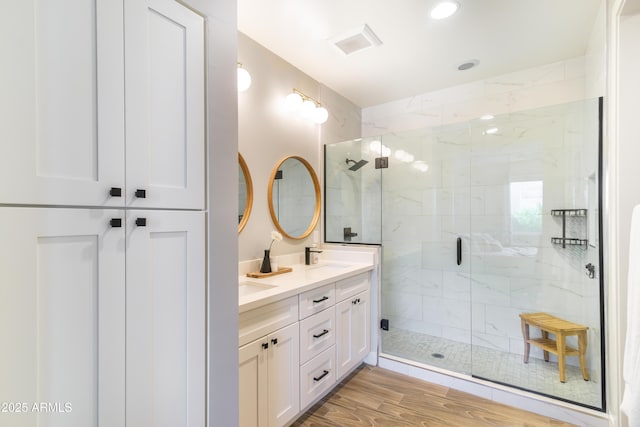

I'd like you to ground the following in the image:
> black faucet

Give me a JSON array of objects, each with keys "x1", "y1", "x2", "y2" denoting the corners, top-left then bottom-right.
[
  {"x1": 343, "y1": 227, "x2": 358, "y2": 242},
  {"x1": 305, "y1": 247, "x2": 323, "y2": 265}
]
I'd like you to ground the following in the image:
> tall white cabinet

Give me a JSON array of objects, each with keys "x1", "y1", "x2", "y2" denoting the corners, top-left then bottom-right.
[
  {"x1": 0, "y1": 0, "x2": 204, "y2": 209},
  {"x1": 0, "y1": 1, "x2": 206, "y2": 427}
]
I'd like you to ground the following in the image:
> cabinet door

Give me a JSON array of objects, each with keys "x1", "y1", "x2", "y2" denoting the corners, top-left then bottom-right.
[
  {"x1": 0, "y1": 2, "x2": 125, "y2": 207},
  {"x1": 268, "y1": 322, "x2": 300, "y2": 427},
  {"x1": 0, "y1": 208, "x2": 125, "y2": 426},
  {"x1": 126, "y1": 210, "x2": 205, "y2": 427},
  {"x1": 239, "y1": 338, "x2": 269, "y2": 427},
  {"x1": 336, "y1": 290, "x2": 371, "y2": 379},
  {"x1": 125, "y1": 0, "x2": 205, "y2": 209}
]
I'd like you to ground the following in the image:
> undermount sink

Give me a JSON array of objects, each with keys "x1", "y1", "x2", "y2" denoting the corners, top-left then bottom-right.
[
  {"x1": 306, "y1": 263, "x2": 349, "y2": 271},
  {"x1": 239, "y1": 282, "x2": 276, "y2": 297}
]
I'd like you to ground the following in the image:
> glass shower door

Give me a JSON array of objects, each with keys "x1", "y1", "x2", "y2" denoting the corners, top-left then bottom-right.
[
  {"x1": 380, "y1": 123, "x2": 472, "y2": 375},
  {"x1": 468, "y1": 99, "x2": 604, "y2": 410}
]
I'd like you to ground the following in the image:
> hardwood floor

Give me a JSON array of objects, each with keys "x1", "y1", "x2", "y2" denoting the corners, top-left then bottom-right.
[{"x1": 291, "y1": 365, "x2": 576, "y2": 427}]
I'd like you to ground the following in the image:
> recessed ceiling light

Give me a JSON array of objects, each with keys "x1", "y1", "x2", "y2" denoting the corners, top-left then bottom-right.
[
  {"x1": 457, "y1": 59, "x2": 479, "y2": 71},
  {"x1": 430, "y1": 1, "x2": 460, "y2": 20}
]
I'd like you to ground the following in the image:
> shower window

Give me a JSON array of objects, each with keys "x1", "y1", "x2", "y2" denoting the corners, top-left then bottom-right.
[
  {"x1": 509, "y1": 181, "x2": 543, "y2": 234},
  {"x1": 324, "y1": 98, "x2": 605, "y2": 411}
]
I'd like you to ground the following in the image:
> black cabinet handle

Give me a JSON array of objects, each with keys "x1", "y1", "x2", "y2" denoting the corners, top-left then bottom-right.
[
  {"x1": 262, "y1": 342, "x2": 268, "y2": 350},
  {"x1": 109, "y1": 187, "x2": 122, "y2": 197},
  {"x1": 135, "y1": 218, "x2": 147, "y2": 227},
  {"x1": 271, "y1": 338, "x2": 278, "y2": 345},
  {"x1": 313, "y1": 329, "x2": 329, "y2": 339},
  {"x1": 313, "y1": 370, "x2": 330, "y2": 382},
  {"x1": 110, "y1": 218, "x2": 122, "y2": 228},
  {"x1": 457, "y1": 237, "x2": 462, "y2": 266},
  {"x1": 313, "y1": 296, "x2": 329, "y2": 304},
  {"x1": 135, "y1": 189, "x2": 146, "y2": 198}
]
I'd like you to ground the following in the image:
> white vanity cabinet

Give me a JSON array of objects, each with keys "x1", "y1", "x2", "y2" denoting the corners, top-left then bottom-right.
[
  {"x1": 239, "y1": 269, "x2": 372, "y2": 426},
  {"x1": 335, "y1": 273, "x2": 371, "y2": 380},
  {"x1": 239, "y1": 297, "x2": 300, "y2": 427},
  {"x1": 298, "y1": 284, "x2": 337, "y2": 409},
  {"x1": 0, "y1": 0, "x2": 204, "y2": 209}
]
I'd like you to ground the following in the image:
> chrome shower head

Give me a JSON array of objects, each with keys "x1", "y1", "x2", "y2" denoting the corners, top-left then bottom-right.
[{"x1": 346, "y1": 158, "x2": 369, "y2": 171}]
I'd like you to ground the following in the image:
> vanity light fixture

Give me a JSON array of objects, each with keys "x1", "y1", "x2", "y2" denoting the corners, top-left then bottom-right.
[
  {"x1": 480, "y1": 114, "x2": 494, "y2": 121},
  {"x1": 285, "y1": 89, "x2": 329, "y2": 124},
  {"x1": 430, "y1": 1, "x2": 460, "y2": 20},
  {"x1": 237, "y1": 62, "x2": 252, "y2": 92}
]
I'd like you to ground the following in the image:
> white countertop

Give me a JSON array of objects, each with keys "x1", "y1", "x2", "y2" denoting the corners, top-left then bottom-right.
[{"x1": 239, "y1": 260, "x2": 375, "y2": 313}]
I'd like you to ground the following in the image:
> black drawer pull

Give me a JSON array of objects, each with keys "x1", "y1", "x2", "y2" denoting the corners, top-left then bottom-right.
[
  {"x1": 135, "y1": 218, "x2": 147, "y2": 227},
  {"x1": 313, "y1": 296, "x2": 329, "y2": 304},
  {"x1": 313, "y1": 370, "x2": 329, "y2": 382},
  {"x1": 110, "y1": 218, "x2": 122, "y2": 228},
  {"x1": 271, "y1": 338, "x2": 278, "y2": 345},
  {"x1": 313, "y1": 329, "x2": 329, "y2": 339},
  {"x1": 109, "y1": 187, "x2": 122, "y2": 197},
  {"x1": 135, "y1": 189, "x2": 146, "y2": 198},
  {"x1": 262, "y1": 342, "x2": 269, "y2": 350},
  {"x1": 457, "y1": 237, "x2": 462, "y2": 266}
]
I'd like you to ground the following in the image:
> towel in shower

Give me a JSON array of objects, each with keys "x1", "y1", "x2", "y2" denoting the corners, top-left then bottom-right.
[{"x1": 622, "y1": 205, "x2": 640, "y2": 426}]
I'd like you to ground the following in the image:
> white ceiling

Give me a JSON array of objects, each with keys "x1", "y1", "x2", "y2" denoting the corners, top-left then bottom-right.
[{"x1": 237, "y1": 0, "x2": 602, "y2": 108}]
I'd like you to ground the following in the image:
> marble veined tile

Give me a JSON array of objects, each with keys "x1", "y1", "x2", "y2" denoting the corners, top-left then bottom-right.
[
  {"x1": 470, "y1": 273, "x2": 510, "y2": 306},
  {"x1": 382, "y1": 290, "x2": 423, "y2": 321}
]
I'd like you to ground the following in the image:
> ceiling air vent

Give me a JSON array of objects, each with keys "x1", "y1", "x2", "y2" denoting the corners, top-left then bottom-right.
[{"x1": 330, "y1": 24, "x2": 382, "y2": 56}]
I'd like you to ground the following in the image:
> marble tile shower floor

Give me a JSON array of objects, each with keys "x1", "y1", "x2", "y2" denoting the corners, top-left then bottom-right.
[{"x1": 381, "y1": 328, "x2": 601, "y2": 409}]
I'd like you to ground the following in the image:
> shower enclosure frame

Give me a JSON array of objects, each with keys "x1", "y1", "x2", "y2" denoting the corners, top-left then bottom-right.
[{"x1": 323, "y1": 98, "x2": 606, "y2": 412}]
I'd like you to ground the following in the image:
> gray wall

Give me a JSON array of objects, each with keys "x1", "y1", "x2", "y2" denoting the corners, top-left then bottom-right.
[{"x1": 237, "y1": 32, "x2": 361, "y2": 262}]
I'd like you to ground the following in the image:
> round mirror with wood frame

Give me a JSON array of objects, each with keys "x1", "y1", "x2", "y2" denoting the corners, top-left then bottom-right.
[
  {"x1": 238, "y1": 153, "x2": 253, "y2": 233},
  {"x1": 268, "y1": 155, "x2": 321, "y2": 240}
]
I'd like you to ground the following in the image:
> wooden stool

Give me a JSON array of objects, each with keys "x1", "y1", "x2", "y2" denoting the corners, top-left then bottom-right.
[{"x1": 519, "y1": 312, "x2": 589, "y2": 383}]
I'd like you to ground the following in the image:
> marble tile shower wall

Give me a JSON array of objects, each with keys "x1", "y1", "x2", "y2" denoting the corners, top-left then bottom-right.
[
  {"x1": 325, "y1": 138, "x2": 382, "y2": 244},
  {"x1": 361, "y1": 57, "x2": 587, "y2": 138},
  {"x1": 380, "y1": 100, "x2": 601, "y2": 376}
]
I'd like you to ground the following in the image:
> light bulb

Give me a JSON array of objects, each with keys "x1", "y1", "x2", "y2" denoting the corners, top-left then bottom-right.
[
  {"x1": 301, "y1": 99, "x2": 316, "y2": 118},
  {"x1": 237, "y1": 67, "x2": 251, "y2": 92},
  {"x1": 313, "y1": 106, "x2": 329, "y2": 124},
  {"x1": 285, "y1": 92, "x2": 303, "y2": 112}
]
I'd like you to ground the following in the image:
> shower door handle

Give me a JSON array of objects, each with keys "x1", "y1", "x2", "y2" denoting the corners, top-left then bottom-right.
[{"x1": 456, "y1": 237, "x2": 462, "y2": 266}]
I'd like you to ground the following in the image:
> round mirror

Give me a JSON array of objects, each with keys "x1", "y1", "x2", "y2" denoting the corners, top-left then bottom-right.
[
  {"x1": 268, "y1": 156, "x2": 321, "y2": 240},
  {"x1": 238, "y1": 153, "x2": 253, "y2": 233}
]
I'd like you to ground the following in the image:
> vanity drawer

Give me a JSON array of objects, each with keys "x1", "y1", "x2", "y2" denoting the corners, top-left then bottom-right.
[
  {"x1": 300, "y1": 346, "x2": 336, "y2": 410},
  {"x1": 239, "y1": 296, "x2": 298, "y2": 347},
  {"x1": 299, "y1": 283, "x2": 335, "y2": 320},
  {"x1": 335, "y1": 272, "x2": 369, "y2": 302},
  {"x1": 299, "y1": 306, "x2": 335, "y2": 364}
]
